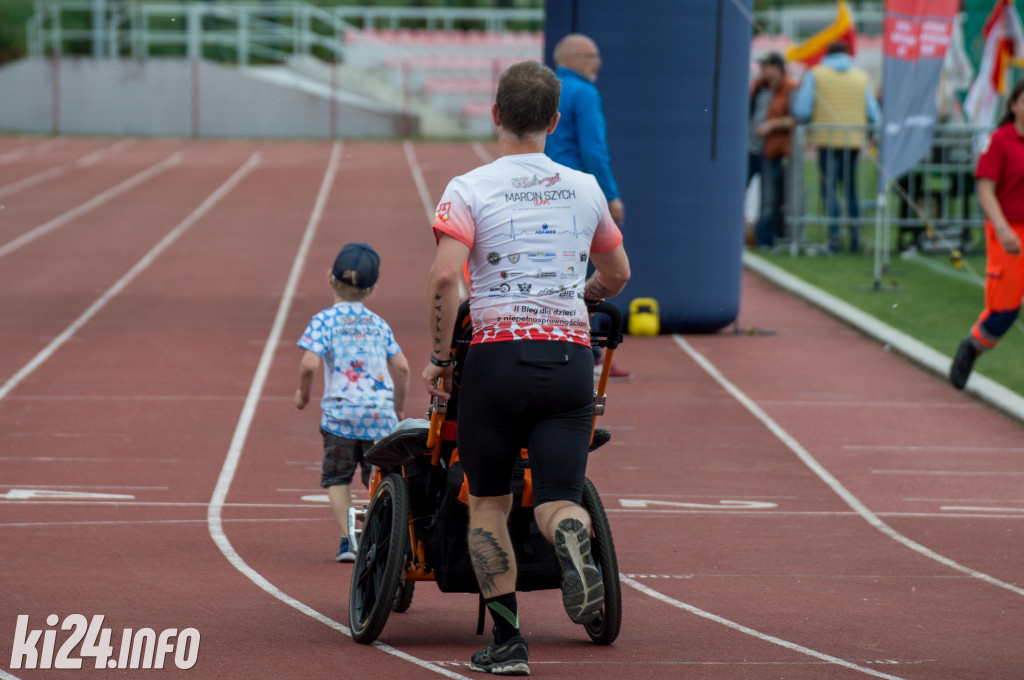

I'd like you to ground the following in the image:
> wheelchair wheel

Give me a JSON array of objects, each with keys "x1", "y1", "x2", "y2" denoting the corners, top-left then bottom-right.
[
  {"x1": 581, "y1": 478, "x2": 621, "y2": 645},
  {"x1": 392, "y1": 576, "x2": 415, "y2": 613},
  {"x1": 349, "y1": 473, "x2": 409, "y2": 644}
]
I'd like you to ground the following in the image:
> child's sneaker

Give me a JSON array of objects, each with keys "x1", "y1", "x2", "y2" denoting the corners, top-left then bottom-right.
[
  {"x1": 469, "y1": 635, "x2": 529, "y2": 675},
  {"x1": 553, "y1": 518, "x2": 604, "y2": 624},
  {"x1": 335, "y1": 538, "x2": 355, "y2": 563}
]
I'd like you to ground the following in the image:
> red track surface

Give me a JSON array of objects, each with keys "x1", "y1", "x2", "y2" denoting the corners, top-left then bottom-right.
[{"x1": 2, "y1": 138, "x2": 1023, "y2": 679}]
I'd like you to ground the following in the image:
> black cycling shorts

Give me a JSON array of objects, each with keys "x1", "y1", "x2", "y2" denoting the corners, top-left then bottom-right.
[{"x1": 456, "y1": 340, "x2": 594, "y2": 505}]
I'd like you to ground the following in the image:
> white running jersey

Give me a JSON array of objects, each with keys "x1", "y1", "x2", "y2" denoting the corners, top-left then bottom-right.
[{"x1": 432, "y1": 153, "x2": 622, "y2": 346}]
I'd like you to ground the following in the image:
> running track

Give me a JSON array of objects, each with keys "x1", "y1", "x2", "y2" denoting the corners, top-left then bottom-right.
[{"x1": 1, "y1": 136, "x2": 1022, "y2": 679}]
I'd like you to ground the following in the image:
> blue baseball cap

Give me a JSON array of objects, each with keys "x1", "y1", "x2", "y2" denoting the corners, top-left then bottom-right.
[{"x1": 332, "y1": 242, "x2": 379, "y2": 289}]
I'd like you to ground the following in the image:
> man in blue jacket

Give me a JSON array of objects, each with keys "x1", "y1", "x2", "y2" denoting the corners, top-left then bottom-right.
[
  {"x1": 546, "y1": 33, "x2": 630, "y2": 380},
  {"x1": 546, "y1": 34, "x2": 625, "y2": 226}
]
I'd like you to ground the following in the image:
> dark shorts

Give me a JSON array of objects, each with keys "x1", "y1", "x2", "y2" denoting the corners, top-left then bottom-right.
[
  {"x1": 456, "y1": 340, "x2": 594, "y2": 505},
  {"x1": 320, "y1": 429, "x2": 372, "y2": 488}
]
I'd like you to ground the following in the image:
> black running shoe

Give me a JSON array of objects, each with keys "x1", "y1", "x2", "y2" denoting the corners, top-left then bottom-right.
[
  {"x1": 469, "y1": 635, "x2": 529, "y2": 676},
  {"x1": 950, "y1": 337, "x2": 978, "y2": 390},
  {"x1": 553, "y1": 518, "x2": 604, "y2": 624}
]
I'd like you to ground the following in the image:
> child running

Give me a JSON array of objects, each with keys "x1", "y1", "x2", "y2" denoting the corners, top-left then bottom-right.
[{"x1": 294, "y1": 242, "x2": 409, "y2": 562}]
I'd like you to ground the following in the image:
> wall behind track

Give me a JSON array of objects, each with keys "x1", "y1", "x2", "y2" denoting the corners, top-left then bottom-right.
[{"x1": 1, "y1": 57, "x2": 405, "y2": 138}]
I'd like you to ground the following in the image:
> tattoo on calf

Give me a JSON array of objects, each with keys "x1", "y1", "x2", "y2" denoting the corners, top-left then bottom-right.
[{"x1": 468, "y1": 528, "x2": 511, "y2": 597}]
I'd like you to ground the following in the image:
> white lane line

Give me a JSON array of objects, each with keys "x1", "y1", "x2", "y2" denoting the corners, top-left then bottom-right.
[
  {"x1": 0, "y1": 153, "x2": 260, "y2": 402},
  {"x1": 0, "y1": 164, "x2": 69, "y2": 198},
  {"x1": 471, "y1": 141, "x2": 493, "y2": 165},
  {"x1": 403, "y1": 140, "x2": 435, "y2": 223},
  {"x1": 6, "y1": 500, "x2": 1024, "y2": 521},
  {"x1": 205, "y1": 141, "x2": 471, "y2": 680},
  {"x1": 432, "y1": 659, "x2": 928, "y2": 668},
  {"x1": 402, "y1": 140, "x2": 468, "y2": 299},
  {"x1": 846, "y1": 445, "x2": 1024, "y2": 453},
  {"x1": 905, "y1": 496, "x2": 1024, "y2": 502},
  {"x1": 0, "y1": 456, "x2": 179, "y2": 463},
  {"x1": 0, "y1": 139, "x2": 135, "y2": 198},
  {"x1": 761, "y1": 400, "x2": 975, "y2": 409},
  {"x1": 0, "y1": 484, "x2": 167, "y2": 489},
  {"x1": 1, "y1": 501, "x2": 340, "y2": 509},
  {"x1": 76, "y1": 138, "x2": 135, "y2": 167},
  {"x1": 673, "y1": 334, "x2": 1024, "y2": 598},
  {"x1": 621, "y1": 576, "x2": 908, "y2": 680},
  {"x1": 1, "y1": 518, "x2": 331, "y2": 528},
  {"x1": 0, "y1": 138, "x2": 62, "y2": 165},
  {"x1": 605, "y1": 508, "x2": 1024, "y2": 520},
  {"x1": 0, "y1": 152, "x2": 183, "y2": 259},
  {"x1": 941, "y1": 506, "x2": 1024, "y2": 513},
  {"x1": 871, "y1": 470, "x2": 1024, "y2": 476},
  {"x1": 5, "y1": 395, "x2": 249, "y2": 401}
]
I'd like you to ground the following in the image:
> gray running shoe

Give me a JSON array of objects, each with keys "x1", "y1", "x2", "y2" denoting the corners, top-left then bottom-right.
[{"x1": 553, "y1": 518, "x2": 604, "y2": 624}]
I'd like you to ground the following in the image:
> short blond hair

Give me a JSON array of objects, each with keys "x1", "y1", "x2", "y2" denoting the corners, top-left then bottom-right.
[{"x1": 331, "y1": 275, "x2": 374, "y2": 302}]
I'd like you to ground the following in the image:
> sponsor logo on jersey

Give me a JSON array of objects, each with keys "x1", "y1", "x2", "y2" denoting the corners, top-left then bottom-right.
[
  {"x1": 487, "y1": 252, "x2": 501, "y2": 265},
  {"x1": 505, "y1": 189, "x2": 577, "y2": 204},
  {"x1": 526, "y1": 252, "x2": 557, "y2": 263},
  {"x1": 510, "y1": 173, "x2": 562, "y2": 189},
  {"x1": 517, "y1": 283, "x2": 532, "y2": 293},
  {"x1": 508, "y1": 253, "x2": 520, "y2": 264},
  {"x1": 535, "y1": 224, "x2": 557, "y2": 235},
  {"x1": 435, "y1": 201, "x2": 451, "y2": 222}
]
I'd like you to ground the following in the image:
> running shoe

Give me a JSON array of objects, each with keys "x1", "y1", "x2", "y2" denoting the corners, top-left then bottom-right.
[
  {"x1": 949, "y1": 337, "x2": 978, "y2": 390},
  {"x1": 335, "y1": 538, "x2": 355, "y2": 563},
  {"x1": 469, "y1": 635, "x2": 529, "y2": 675},
  {"x1": 593, "y1": 357, "x2": 632, "y2": 382},
  {"x1": 553, "y1": 518, "x2": 604, "y2": 624}
]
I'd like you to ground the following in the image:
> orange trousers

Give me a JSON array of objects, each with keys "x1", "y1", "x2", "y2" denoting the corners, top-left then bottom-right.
[{"x1": 970, "y1": 221, "x2": 1024, "y2": 349}]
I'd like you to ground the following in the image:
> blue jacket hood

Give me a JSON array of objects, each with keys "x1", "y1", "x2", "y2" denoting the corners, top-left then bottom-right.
[{"x1": 821, "y1": 53, "x2": 853, "y2": 71}]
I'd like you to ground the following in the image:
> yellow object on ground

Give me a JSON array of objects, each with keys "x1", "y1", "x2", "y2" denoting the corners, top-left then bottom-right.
[{"x1": 628, "y1": 297, "x2": 660, "y2": 336}]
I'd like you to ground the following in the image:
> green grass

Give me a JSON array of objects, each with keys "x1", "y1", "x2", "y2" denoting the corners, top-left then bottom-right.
[{"x1": 758, "y1": 249, "x2": 1024, "y2": 396}]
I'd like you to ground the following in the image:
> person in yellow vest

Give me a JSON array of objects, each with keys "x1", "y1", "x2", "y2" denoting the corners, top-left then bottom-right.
[{"x1": 793, "y1": 41, "x2": 880, "y2": 253}]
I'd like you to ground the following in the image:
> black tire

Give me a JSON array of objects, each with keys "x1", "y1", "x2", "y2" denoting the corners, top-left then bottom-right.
[
  {"x1": 349, "y1": 473, "x2": 409, "y2": 644},
  {"x1": 392, "y1": 577, "x2": 415, "y2": 613},
  {"x1": 581, "y1": 478, "x2": 621, "y2": 645}
]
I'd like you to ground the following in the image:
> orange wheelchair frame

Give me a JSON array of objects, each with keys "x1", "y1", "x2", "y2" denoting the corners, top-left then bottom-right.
[{"x1": 347, "y1": 300, "x2": 623, "y2": 645}]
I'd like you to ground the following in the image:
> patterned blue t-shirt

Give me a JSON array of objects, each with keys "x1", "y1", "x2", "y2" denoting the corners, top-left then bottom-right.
[{"x1": 298, "y1": 301, "x2": 402, "y2": 440}]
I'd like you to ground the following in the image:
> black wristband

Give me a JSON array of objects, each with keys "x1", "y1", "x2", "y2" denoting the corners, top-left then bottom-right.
[{"x1": 430, "y1": 354, "x2": 453, "y2": 367}]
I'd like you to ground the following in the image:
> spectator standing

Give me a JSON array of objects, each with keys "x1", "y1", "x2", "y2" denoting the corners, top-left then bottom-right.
[
  {"x1": 545, "y1": 33, "x2": 631, "y2": 381},
  {"x1": 793, "y1": 41, "x2": 880, "y2": 253},
  {"x1": 950, "y1": 79, "x2": 1024, "y2": 389},
  {"x1": 749, "y1": 52, "x2": 798, "y2": 248},
  {"x1": 294, "y1": 243, "x2": 410, "y2": 562}
]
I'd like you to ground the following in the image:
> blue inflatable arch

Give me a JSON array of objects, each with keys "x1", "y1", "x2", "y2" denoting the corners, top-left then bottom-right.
[{"x1": 544, "y1": 0, "x2": 753, "y2": 333}]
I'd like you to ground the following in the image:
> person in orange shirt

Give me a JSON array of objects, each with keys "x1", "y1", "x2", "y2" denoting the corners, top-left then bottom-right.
[{"x1": 950, "y1": 79, "x2": 1024, "y2": 389}]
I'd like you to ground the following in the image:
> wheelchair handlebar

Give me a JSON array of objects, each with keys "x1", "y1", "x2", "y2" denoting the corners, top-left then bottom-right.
[{"x1": 586, "y1": 299, "x2": 624, "y2": 350}]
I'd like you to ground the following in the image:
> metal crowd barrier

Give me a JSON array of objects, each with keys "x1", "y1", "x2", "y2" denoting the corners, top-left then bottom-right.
[{"x1": 780, "y1": 122, "x2": 992, "y2": 257}]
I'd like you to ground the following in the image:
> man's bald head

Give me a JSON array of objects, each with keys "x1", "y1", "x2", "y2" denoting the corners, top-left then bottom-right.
[{"x1": 553, "y1": 34, "x2": 602, "y2": 82}]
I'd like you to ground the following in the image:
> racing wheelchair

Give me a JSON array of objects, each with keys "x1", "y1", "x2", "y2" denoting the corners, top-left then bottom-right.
[{"x1": 347, "y1": 300, "x2": 624, "y2": 646}]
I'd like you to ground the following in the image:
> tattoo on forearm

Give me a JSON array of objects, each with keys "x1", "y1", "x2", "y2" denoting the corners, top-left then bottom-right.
[
  {"x1": 433, "y1": 294, "x2": 444, "y2": 353},
  {"x1": 584, "y1": 273, "x2": 612, "y2": 301},
  {"x1": 468, "y1": 528, "x2": 511, "y2": 598}
]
